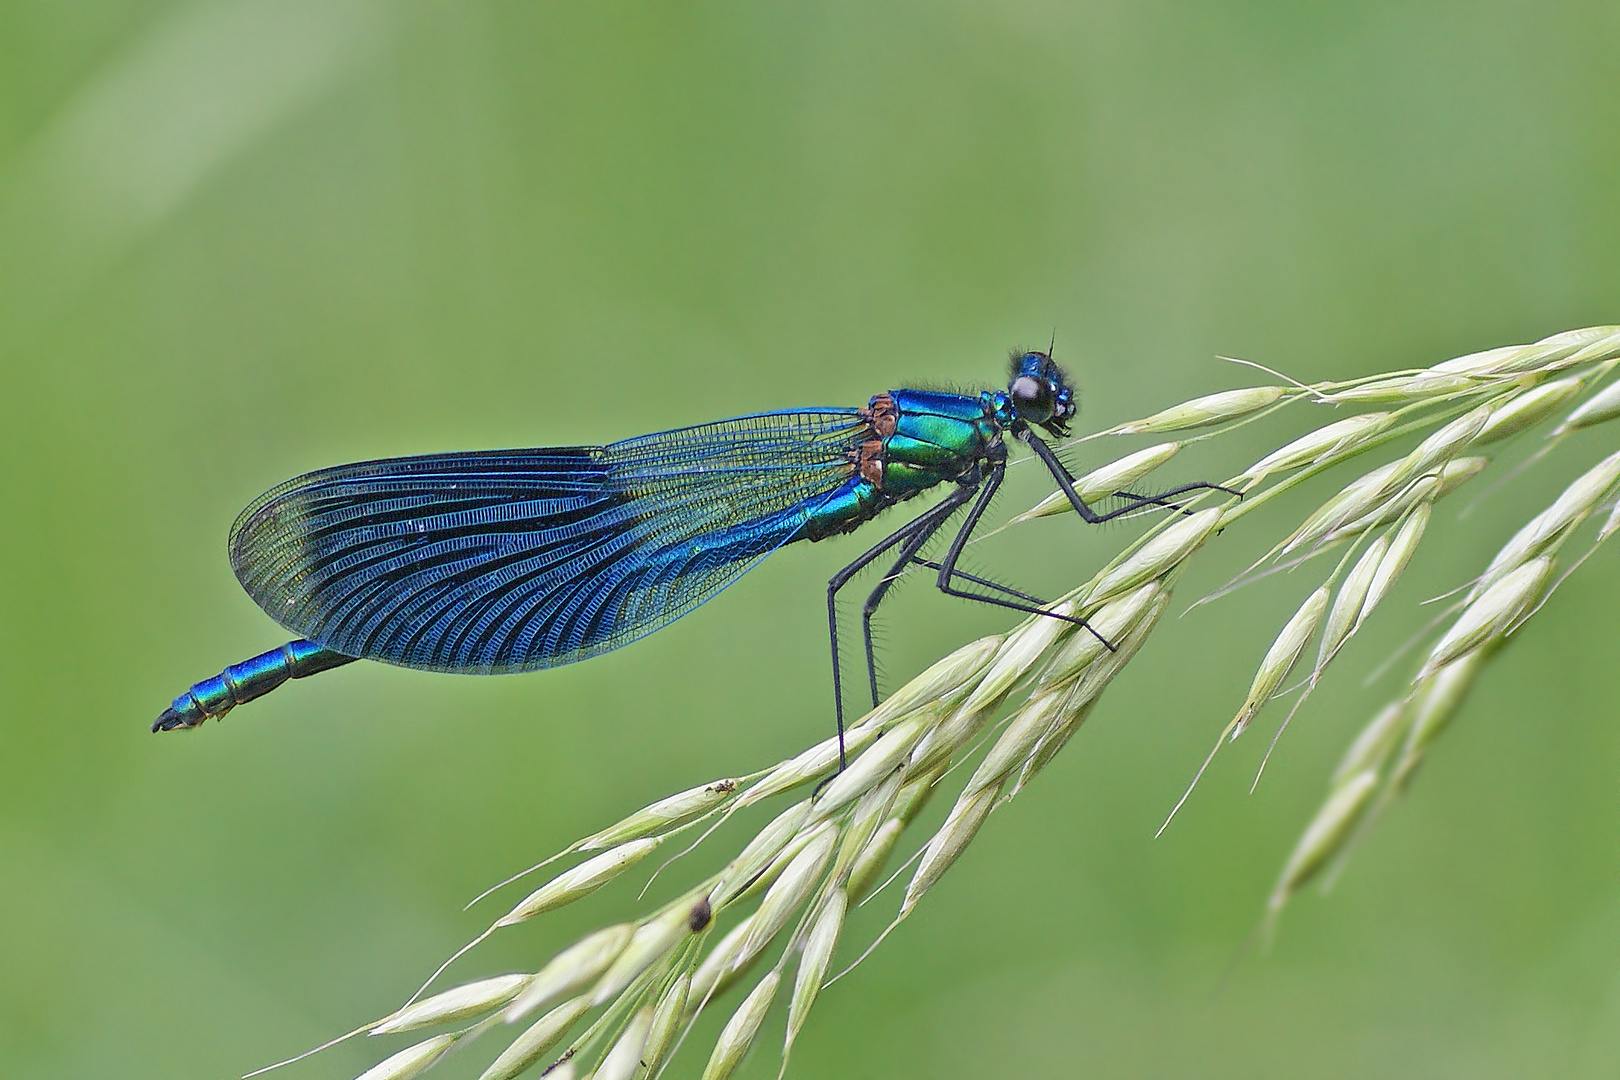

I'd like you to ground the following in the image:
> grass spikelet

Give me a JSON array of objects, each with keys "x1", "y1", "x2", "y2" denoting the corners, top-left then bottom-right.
[
  {"x1": 901, "y1": 783, "x2": 1002, "y2": 917},
  {"x1": 739, "y1": 823, "x2": 838, "y2": 960},
  {"x1": 1316, "y1": 539, "x2": 1387, "y2": 673},
  {"x1": 1330, "y1": 372, "x2": 1480, "y2": 402},
  {"x1": 497, "y1": 839, "x2": 663, "y2": 926},
  {"x1": 1420, "y1": 558, "x2": 1549, "y2": 678},
  {"x1": 578, "y1": 780, "x2": 741, "y2": 851},
  {"x1": 1555, "y1": 377, "x2": 1620, "y2": 433},
  {"x1": 701, "y1": 971, "x2": 780, "y2": 1080},
  {"x1": 590, "y1": 898, "x2": 708, "y2": 1005},
  {"x1": 1358, "y1": 504, "x2": 1430, "y2": 629},
  {"x1": 372, "y1": 975, "x2": 531, "y2": 1035},
  {"x1": 478, "y1": 997, "x2": 590, "y2": 1080},
  {"x1": 784, "y1": 890, "x2": 847, "y2": 1058},
  {"x1": 1267, "y1": 769, "x2": 1379, "y2": 915},
  {"x1": 1393, "y1": 649, "x2": 1491, "y2": 788},
  {"x1": 639, "y1": 973, "x2": 689, "y2": 1075},
  {"x1": 1105, "y1": 385, "x2": 1287, "y2": 434},
  {"x1": 593, "y1": 1005, "x2": 653, "y2": 1080},
  {"x1": 1467, "y1": 451, "x2": 1620, "y2": 600},
  {"x1": 1474, "y1": 374, "x2": 1588, "y2": 444},
  {"x1": 1233, "y1": 586, "x2": 1329, "y2": 739},
  {"x1": 505, "y1": 925, "x2": 633, "y2": 1024},
  {"x1": 355, "y1": 1034, "x2": 458, "y2": 1080},
  {"x1": 1329, "y1": 704, "x2": 1408, "y2": 788},
  {"x1": 1090, "y1": 508, "x2": 1222, "y2": 602},
  {"x1": 689, "y1": 916, "x2": 759, "y2": 1006},
  {"x1": 305, "y1": 325, "x2": 1620, "y2": 1080},
  {"x1": 1240, "y1": 412, "x2": 1393, "y2": 485}
]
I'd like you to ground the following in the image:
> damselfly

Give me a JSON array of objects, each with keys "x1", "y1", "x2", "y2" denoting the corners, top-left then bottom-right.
[{"x1": 154, "y1": 350, "x2": 1229, "y2": 759}]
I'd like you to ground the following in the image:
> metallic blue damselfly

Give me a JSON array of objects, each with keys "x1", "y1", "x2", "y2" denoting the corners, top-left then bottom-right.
[{"x1": 154, "y1": 350, "x2": 1229, "y2": 759}]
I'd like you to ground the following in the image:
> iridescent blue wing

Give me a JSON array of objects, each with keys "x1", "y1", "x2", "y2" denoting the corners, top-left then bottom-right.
[{"x1": 229, "y1": 409, "x2": 866, "y2": 673}]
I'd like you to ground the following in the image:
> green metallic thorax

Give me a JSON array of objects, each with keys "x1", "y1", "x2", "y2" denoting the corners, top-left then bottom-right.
[{"x1": 793, "y1": 388, "x2": 1003, "y2": 544}]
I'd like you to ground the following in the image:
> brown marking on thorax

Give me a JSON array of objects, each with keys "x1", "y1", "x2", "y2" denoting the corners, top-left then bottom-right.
[
  {"x1": 851, "y1": 392, "x2": 897, "y2": 488},
  {"x1": 856, "y1": 439, "x2": 884, "y2": 486},
  {"x1": 861, "y1": 392, "x2": 899, "y2": 437}
]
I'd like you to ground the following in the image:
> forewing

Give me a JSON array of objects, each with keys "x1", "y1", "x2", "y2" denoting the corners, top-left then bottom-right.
[{"x1": 229, "y1": 409, "x2": 865, "y2": 673}]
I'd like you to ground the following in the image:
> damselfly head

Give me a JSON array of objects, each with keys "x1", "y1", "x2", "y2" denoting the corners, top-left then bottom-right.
[{"x1": 1007, "y1": 350, "x2": 1077, "y2": 437}]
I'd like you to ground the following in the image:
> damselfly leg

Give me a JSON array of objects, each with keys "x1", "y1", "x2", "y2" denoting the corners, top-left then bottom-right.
[{"x1": 823, "y1": 437, "x2": 1239, "y2": 777}]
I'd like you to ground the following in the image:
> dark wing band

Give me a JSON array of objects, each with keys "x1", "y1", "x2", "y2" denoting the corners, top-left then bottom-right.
[{"x1": 228, "y1": 409, "x2": 865, "y2": 673}]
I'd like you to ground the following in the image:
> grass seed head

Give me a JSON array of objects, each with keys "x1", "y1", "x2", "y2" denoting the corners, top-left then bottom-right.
[
  {"x1": 1017, "y1": 442, "x2": 1182, "y2": 520},
  {"x1": 1423, "y1": 558, "x2": 1549, "y2": 677},
  {"x1": 593, "y1": 1005, "x2": 653, "y2": 1080},
  {"x1": 810, "y1": 713, "x2": 933, "y2": 818},
  {"x1": 498, "y1": 839, "x2": 663, "y2": 926},
  {"x1": 1359, "y1": 504, "x2": 1430, "y2": 628},
  {"x1": 1091, "y1": 508, "x2": 1222, "y2": 603},
  {"x1": 689, "y1": 916, "x2": 757, "y2": 1006},
  {"x1": 479, "y1": 996, "x2": 591, "y2": 1080},
  {"x1": 1232, "y1": 586, "x2": 1329, "y2": 738},
  {"x1": 741, "y1": 822, "x2": 839, "y2": 961},
  {"x1": 372, "y1": 974, "x2": 531, "y2": 1035},
  {"x1": 1429, "y1": 345, "x2": 1522, "y2": 377},
  {"x1": 1331, "y1": 473, "x2": 1440, "y2": 541},
  {"x1": 965, "y1": 690, "x2": 1067, "y2": 797},
  {"x1": 639, "y1": 974, "x2": 689, "y2": 1076},
  {"x1": 1395, "y1": 649, "x2": 1489, "y2": 787},
  {"x1": 579, "y1": 780, "x2": 741, "y2": 851},
  {"x1": 833, "y1": 768, "x2": 906, "y2": 881},
  {"x1": 1387, "y1": 404, "x2": 1492, "y2": 490},
  {"x1": 1513, "y1": 325, "x2": 1620, "y2": 373},
  {"x1": 736, "y1": 728, "x2": 881, "y2": 808},
  {"x1": 1332, "y1": 372, "x2": 1482, "y2": 402},
  {"x1": 845, "y1": 818, "x2": 906, "y2": 903},
  {"x1": 858, "y1": 634, "x2": 1004, "y2": 729},
  {"x1": 590, "y1": 901, "x2": 706, "y2": 1006},
  {"x1": 1330, "y1": 703, "x2": 1409, "y2": 788},
  {"x1": 355, "y1": 1034, "x2": 458, "y2": 1080},
  {"x1": 1109, "y1": 386, "x2": 1286, "y2": 434},
  {"x1": 785, "y1": 889, "x2": 848, "y2": 1053},
  {"x1": 1041, "y1": 582, "x2": 1163, "y2": 686},
  {"x1": 1013, "y1": 700, "x2": 1098, "y2": 795},
  {"x1": 958, "y1": 601, "x2": 1079, "y2": 715},
  {"x1": 1241, "y1": 412, "x2": 1394, "y2": 482},
  {"x1": 1433, "y1": 455, "x2": 1490, "y2": 496},
  {"x1": 1317, "y1": 538, "x2": 1387, "y2": 670},
  {"x1": 701, "y1": 971, "x2": 780, "y2": 1080},
  {"x1": 1268, "y1": 769, "x2": 1379, "y2": 912},
  {"x1": 1471, "y1": 451, "x2": 1620, "y2": 600},
  {"x1": 710, "y1": 800, "x2": 812, "y2": 909},
  {"x1": 1556, "y1": 378, "x2": 1620, "y2": 433},
  {"x1": 506, "y1": 924, "x2": 635, "y2": 1024},
  {"x1": 1474, "y1": 375, "x2": 1587, "y2": 444},
  {"x1": 902, "y1": 783, "x2": 1002, "y2": 916}
]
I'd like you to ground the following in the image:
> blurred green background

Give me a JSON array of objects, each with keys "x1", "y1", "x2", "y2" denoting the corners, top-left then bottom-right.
[{"x1": 5, "y1": 2, "x2": 1620, "y2": 1077}]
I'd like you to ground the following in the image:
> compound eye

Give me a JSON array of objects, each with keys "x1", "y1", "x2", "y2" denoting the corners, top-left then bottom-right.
[
  {"x1": 1009, "y1": 375, "x2": 1053, "y2": 420},
  {"x1": 1004, "y1": 374, "x2": 1043, "y2": 411}
]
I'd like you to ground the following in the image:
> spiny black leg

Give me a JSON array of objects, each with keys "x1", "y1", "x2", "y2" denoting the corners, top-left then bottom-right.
[
  {"x1": 826, "y1": 487, "x2": 976, "y2": 770},
  {"x1": 1026, "y1": 433, "x2": 1240, "y2": 524},
  {"x1": 862, "y1": 552, "x2": 1067, "y2": 707},
  {"x1": 1107, "y1": 482, "x2": 1246, "y2": 518},
  {"x1": 908, "y1": 558, "x2": 1047, "y2": 606},
  {"x1": 932, "y1": 460, "x2": 1118, "y2": 650},
  {"x1": 860, "y1": 509, "x2": 963, "y2": 709}
]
